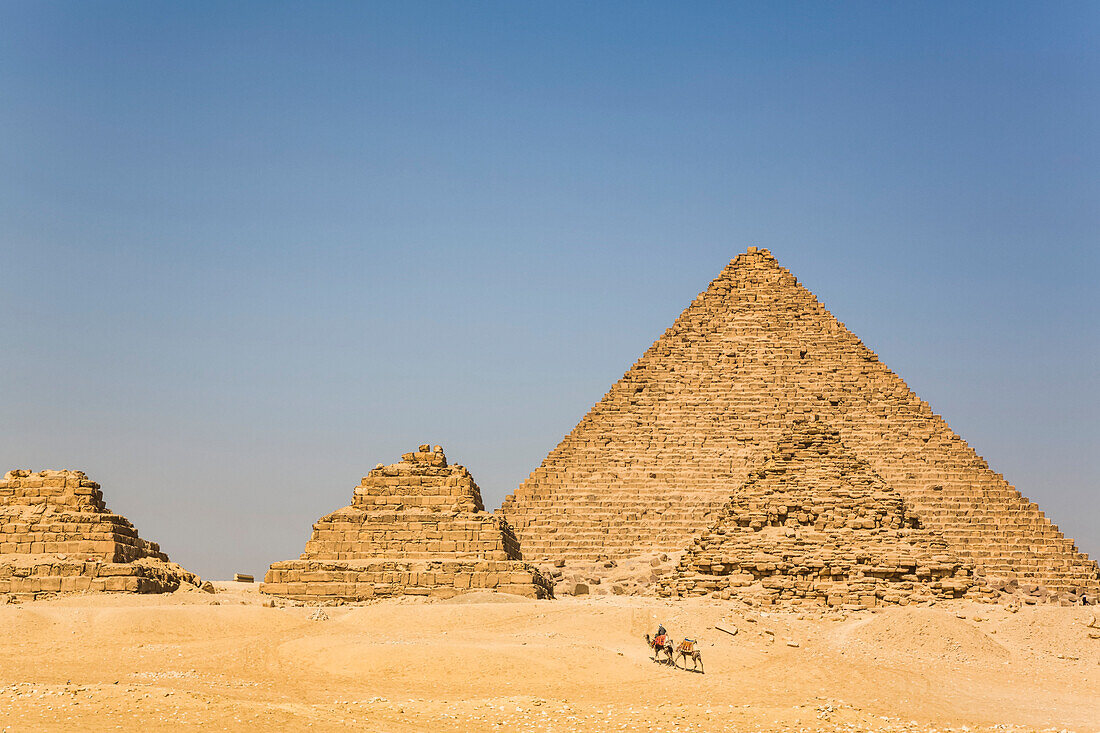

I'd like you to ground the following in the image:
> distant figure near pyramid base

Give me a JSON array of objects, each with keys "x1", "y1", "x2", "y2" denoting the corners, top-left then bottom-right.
[
  {"x1": 261, "y1": 446, "x2": 552, "y2": 602},
  {"x1": 501, "y1": 247, "x2": 1099, "y2": 603},
  {"x1": 0, "y1": 470, "x2": 199, "y2": 600}
]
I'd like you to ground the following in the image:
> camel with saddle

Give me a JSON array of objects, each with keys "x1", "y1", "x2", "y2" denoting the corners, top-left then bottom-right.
[{"x1": 674, "y1": 638, "x2": 704, "y2": 673}]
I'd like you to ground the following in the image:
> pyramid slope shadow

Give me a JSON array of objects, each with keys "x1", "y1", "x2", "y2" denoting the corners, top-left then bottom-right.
[
  {"x1": 658, "y1": 419, "x2": 976, "y2": 605},
  {"x1": 500, "y1": 248, "x2": 1099, "y2": 596},
  {"x1": 261, "y1": 445, "x2": 551, "y2": 601},
  {"x1": 0, "y1": 469, "x2": 199, "y2": 597}
]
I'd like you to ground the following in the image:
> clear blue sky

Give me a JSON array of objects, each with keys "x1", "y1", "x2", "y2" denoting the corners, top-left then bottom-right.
[{"x1": 1, "y1": 2, "x2": 1097, "y2": 580}]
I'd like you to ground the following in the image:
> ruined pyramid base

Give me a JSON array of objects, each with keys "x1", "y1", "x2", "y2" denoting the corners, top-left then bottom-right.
[
  {"x1": 656, "y1": 546, "x2": 985, "y2": 608},
  {"x1": 0, "y1": 555, "x2": 199, "y2": 601},
  {"x1": 260, "y1": 558, "x2": 553, "y2": 601},
  {"x1": 653, "y1": 497, "x2": 990, "y2": 607}
]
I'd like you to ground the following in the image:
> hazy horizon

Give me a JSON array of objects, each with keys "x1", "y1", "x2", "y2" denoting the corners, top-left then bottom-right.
[{"x1": 2, "y1": 2, "x2": 1097, "y2": 579}]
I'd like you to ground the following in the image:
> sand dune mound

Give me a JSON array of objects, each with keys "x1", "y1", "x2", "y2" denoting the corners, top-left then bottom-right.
[
  {"x1": 437, "y1": 590, "x2": 535, "y2": 604},
  {"x1": 1, "y1": 595, "x2": 1097, "y2": 731},
  {"x1": 832, "y1": 608, "x2": 1009, "y2": 663}
]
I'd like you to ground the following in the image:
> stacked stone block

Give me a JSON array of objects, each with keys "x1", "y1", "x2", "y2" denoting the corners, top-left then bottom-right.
[
  {"x1": 501, "y1": 248, "x2": 1099, "y2": 598},
  {"x1": 261, "y1": 446, "x2": 551, "y2": 601},
  {"x1": 658, "y1": 420, "x2": 976, "y2": 606},
  {"x1": 0, "y1": 469, "x2": 198, "y2": 599}
]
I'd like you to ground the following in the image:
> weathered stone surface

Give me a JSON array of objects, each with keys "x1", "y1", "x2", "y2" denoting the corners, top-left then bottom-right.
[
  {"x1": 0, "y1": 469, "x2": 198, "y2": 598},
  {"x1": 658, "y1": 419, "x2": 978, "y2": 605},
  {"x1": 500, "y1": 248, "x2": 1099, "y2": 598},
  {"x1": 261, "y1": 446, "x2": 551, "y2": 601}
]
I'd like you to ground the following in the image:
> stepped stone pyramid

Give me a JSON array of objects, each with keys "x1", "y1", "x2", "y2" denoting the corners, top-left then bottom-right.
[
  {"x1": 0, "y1": 469, "x2": 198, "y2": 599},
  {"x1": 261, "y1": 446, "x2": 552, "y2": 601},
  {"x1": 657, "y1": 419, "x2": 977, "y2": 606},
  {"x1": 501, "y1": 247, "x2": 1099, "y2": 598}
]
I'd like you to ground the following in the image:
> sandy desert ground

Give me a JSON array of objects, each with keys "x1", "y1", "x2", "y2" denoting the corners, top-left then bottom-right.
[{"x1": 0, "y1": 584, "x2": 1097, "y2": 733}]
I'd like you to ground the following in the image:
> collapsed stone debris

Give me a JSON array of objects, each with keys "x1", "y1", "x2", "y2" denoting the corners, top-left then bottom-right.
[
  {"x1": 658, "y1": 419, "x2": 979, "y2": 606},
  {"x1": 0, "y1": 470, "x2": 198, "y2": 599},
  {"x1": 261, "y1": 445, "x2": 552, "y2": 601},
  {"x1": 502, "y1": 247, "x2": 1099, "y2": 600}
]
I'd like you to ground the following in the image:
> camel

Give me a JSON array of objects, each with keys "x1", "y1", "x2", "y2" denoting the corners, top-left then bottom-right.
[
  {"x1": 674, "y1": 639, "x2": 704, "y2": 673},
  {"x1": 644, "y1": 633, "x2": 675, "y2": 665}
]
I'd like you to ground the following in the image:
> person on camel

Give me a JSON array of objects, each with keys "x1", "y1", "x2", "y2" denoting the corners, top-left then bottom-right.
[{"x1": 645, "y1": 622, "x2": 674, "y2": 664}]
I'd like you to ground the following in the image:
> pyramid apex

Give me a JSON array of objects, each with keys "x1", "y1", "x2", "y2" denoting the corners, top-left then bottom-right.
[
  {"x1": 728, "y1": 246, "x2": 777, "y2": 268},
  {"x1": 746, "y1": 245, "x2": 774, "y2": 257},
  {"x1": 401, "y1": 444, "x2": 448, "y2": 467}
]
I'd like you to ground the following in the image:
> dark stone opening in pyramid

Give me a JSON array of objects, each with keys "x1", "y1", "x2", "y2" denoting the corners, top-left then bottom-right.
[
  {"x1": 261, "y1": 445, "x2": 552, "y2": 601},
  {"x1": 501, "y1": 247, "x2": 1099, "y2": 599},
  {"x1": 0, "y1": 469, "x2": 199, "y2": 598}
]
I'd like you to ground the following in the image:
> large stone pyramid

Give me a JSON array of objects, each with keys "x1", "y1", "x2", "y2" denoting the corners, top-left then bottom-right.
[
  {"x1": 261, "y1": 445, "x2": 551, "y2": 601},
  {"x1": 0, "y1": 469, "x2": 198, "y2": 599},
  {"x1": 658, "y1": 419, "x2": 977, "y2": 606},
  {"x1": 501, "y1": 248, "x2": 1099, "y2": 597}
]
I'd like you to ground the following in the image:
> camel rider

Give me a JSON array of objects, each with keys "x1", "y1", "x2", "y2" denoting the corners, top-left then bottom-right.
[{"x1": 655, "y1": 623, "x2": 667, "y2": 645}]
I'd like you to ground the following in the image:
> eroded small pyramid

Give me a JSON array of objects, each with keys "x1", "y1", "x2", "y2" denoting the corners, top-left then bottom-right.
[
  {"x1": 0, "y1": 469, "x2": 199, "y2": 598},
  {"x1": 260, "y1": 446, "x2": 551, "y2": 601},
  {"x1": 658, "y1": 420, "x2": 976, "y2": 606}
]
